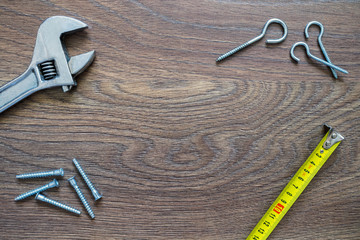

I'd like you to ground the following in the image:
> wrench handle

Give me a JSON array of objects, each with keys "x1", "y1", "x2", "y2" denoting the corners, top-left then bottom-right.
[{"x1": 0, "y1": 69, "x2": 40, "y2": 113}]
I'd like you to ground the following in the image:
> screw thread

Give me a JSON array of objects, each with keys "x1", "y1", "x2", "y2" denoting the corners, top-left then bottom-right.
[
  {"x1": 73, "y1": 158, "x2": 102, "y2": 200},
  {"x1": 17, "y1": 172, "x2": 52, "y2": 179},
  {"x1": 36, "y1": 194, "x2": 81, "y2": 215},
  {"x1": 74, "y1": 186, "x2": 95, "y2": 219},
  {"x1": 16, "y1": 169, "x2": 63, "y2": 179},
  {"x1": 73, "y1": 158, "x2": 94, "y2": 189},
  {"x1": 217, "y1": 41, "x2": 252, "y2": 62},
  {"x1": 14, "y1": 180, "x2": 58, "y2": 201}
]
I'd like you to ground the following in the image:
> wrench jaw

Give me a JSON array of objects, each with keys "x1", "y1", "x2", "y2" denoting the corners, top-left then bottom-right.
[
  {"x1": 68, "y1": 50, "x2": 96, "y2": 77},
  {"x1": 38, "y1": 16, "x2": 88, "y2": 37},
  {"x1": 63, "y1": 50, "x2": 96, "y2": 92}
]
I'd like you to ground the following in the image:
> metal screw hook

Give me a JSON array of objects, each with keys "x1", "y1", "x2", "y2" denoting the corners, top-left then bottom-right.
[
  {"x1": 216, "y1": 18, "x2": 288, "y2": 62},
  {"x1": 290, "y1": 42, "x2": 348, "y2": 74},
  {"x1": 305, "y1": 21, "x2": 338, "y2": 79}
]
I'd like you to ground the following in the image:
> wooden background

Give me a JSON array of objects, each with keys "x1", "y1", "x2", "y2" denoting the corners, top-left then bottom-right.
[{"x1": 0, "y1": 1, "x2": 359, "y2": 239}]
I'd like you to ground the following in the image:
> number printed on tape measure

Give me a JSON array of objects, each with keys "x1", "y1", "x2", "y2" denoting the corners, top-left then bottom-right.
[{"x1": 273, "y1": 203, "x2": 284, "y2": 214}]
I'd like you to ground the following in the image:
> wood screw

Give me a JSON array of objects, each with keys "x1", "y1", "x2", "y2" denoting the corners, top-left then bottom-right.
[
  {"x1": 14, "y1": 179, "x2": 59, "y2": 201},
  {"x1": 68, "y1": 176, "x2": 95, "y2": 219},
  {"x1": 35, "y1": 193, "x2": 81, "y2": 215},
  {"x1": 73, "y1": 158, "x2": 102, "y2": 201},
  {"x1": 16, "y1": 168, "x2": 64, "y2": 179}
]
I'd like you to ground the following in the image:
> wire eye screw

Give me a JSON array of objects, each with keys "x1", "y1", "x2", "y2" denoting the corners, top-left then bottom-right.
[
  {"x1": 304, "y1": 21, "x2": 338, "y2": 79},
  {"x1": 216, "y1": 18, "x2": 288, "y2": 62},
  {"x1": 290, "y1": 42, "x2": 348, "y2": 75}
]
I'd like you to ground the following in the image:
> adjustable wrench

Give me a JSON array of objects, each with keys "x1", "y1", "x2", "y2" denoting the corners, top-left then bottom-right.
[{"x1": 0, "y1": 16, "x2": 95, "y2": 113}]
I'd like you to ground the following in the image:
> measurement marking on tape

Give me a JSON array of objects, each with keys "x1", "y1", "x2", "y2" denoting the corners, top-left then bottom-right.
[{"x1": 246, "y1": 125, "x2": 344, "y2": 240}]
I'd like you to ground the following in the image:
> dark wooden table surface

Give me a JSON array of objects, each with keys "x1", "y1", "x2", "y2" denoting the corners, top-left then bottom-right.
[{"x1": 1, "y1": 1, "x2": 359, "y2": 239}]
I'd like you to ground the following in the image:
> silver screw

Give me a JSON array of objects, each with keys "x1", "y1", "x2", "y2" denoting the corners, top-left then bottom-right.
[
  {"x1": 304, "y1": 21, "x2": 338, "y2": 79},
  {"x1": 35, "y1": 193, "x2": 81, "y2": 215},
  {"x1": 325, "y1": 141, "x2": 331, "y2": 147},
  {"x1": 73, "y1": 158, "x2": 102, "y2": 201},
  {"x1": 216, "y1": 18, "x2": 288, "y2": 62},
  {"x1": 290, "y1": 42, "x2": 348, "y2": 74},
  {"x1": 16, "y1": 168, "x2": 64, "y2": 179},
  {"x1": 14, "y1": 179, "x2": 59, "y2": 201},
  {"x1": 331, "y1": 133, "x2": 337, "y2": 139},
  {"x1": 68, "y1": 176, "x2": 95, "y2": 219}
]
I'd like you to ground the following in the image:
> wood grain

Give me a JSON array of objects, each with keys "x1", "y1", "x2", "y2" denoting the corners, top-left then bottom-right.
[{"x1": 0, "y1": 1, "x2": 359, "y2": 239}]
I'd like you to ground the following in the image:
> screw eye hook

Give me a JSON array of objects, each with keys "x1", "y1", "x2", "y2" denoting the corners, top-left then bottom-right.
[
  {"x1": 290, "y1": 42, "x2": 310, "y2": 62},
  {"x1": 216, "y1": 18, "x2": 288, "y2": 62},
  {"x1": 290, "y1": 42, "x2": 348, "y2": 74},
  {"x1": 304, "y1": 21, "x2": 324, "y2": 39},
  {"x1": 304, "y1": 21, "x2": 337, "y2": 79},
  {"x1": 262, "y1": 18, "x2": 288, "y2": 44}
]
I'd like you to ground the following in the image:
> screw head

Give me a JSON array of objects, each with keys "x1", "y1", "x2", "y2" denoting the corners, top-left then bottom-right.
[
  {"x1": 331, "y1": 133, "x2": 337, "y2": 139},
  {"x1": 49, "y1": 179, "x2": 60, "y2": 188},
  {"x1": 53, "y1": 168, "x2": 64, "y2": 177},
  {"x1": 68, "y1": 176, "x2": 77, "y2": 186},
  {"x1": 35, "y1": 193, "x2": 45, "y2": 200},
  {"x1": 92, "y1": 188, "x2": 102, "y2": 201}
]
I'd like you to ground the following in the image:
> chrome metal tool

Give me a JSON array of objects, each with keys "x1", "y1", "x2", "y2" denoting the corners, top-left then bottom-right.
[{"x1": 0, "y1": 16, "x2": 95, "y2": 113}]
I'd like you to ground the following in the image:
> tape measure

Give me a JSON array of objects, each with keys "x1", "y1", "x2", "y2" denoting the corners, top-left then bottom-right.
[{"x1": 246, "y1": 124, "x2": 344, "y2": 240}]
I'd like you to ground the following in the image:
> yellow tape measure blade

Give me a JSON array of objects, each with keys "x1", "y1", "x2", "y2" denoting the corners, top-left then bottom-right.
[{"x1": 246, "y1": 126, "x2": 344, "y2": 240}]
